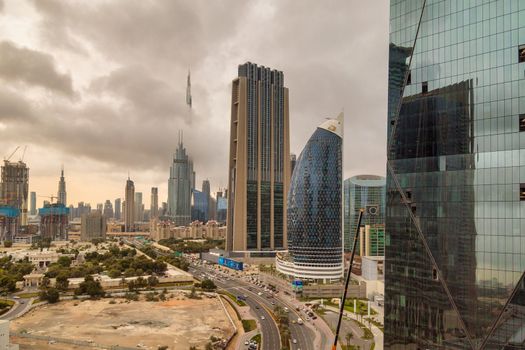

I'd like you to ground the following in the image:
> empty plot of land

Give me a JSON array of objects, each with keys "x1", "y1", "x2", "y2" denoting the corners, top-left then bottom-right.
[{"x1": 11, "y1": 294, "x2": 233, "y2": 350}]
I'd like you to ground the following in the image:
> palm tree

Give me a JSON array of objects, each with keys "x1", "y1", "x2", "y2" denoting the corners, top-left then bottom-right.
[{"x1": 345, "y1": 332, "x2": 353, "y2": 349}]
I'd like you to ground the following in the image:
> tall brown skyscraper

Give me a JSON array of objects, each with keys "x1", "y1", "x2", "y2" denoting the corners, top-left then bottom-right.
[
  {"x1": 150, "y1": 187, "x2": 158, "y2": 220},
  {"x1": 124, "y1": 177, "x2": 135, "y2": 232},
  {"x1": 226, "y1": 62, "x2": 290, "y2": 254}
]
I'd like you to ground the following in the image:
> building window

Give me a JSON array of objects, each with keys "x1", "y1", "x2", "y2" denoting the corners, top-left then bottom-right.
[
  {"x1": 519, "y1": 45, "x2": 525, "y2": 63},
  {"x1": 432, "y1": 267, "x2": 439, "y2": 281},
  {"x1": 422, "y1": 81, "x2": 428, "y2": 93},
  {"x1": 406, "y1": 71, "x2": 412, "y2": 85},
  {"x1": 520, "y1": 115, "x2": 525, "y2": 132},
  {"x1": 520, "y1": 183, "x2": 525, "y2": 201}
]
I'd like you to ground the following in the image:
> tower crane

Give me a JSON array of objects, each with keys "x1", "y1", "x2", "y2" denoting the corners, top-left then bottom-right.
[{"x1": 4, "y1": 146, "x2": 20, "y2": 162}]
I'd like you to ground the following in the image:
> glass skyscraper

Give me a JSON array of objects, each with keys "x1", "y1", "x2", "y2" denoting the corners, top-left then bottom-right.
[
  {"x1": 386, "y1": 1, "x2": 525, "y2": 349},
  {"x1": 226, "y1": 62, "x2": 291, "y2": 254},
  {"x1": 276, "y1": 113, "x2": 344, "y2": 281},
  {"x1": 168, "y1": 131, "x2": 194, "y2": 226},
  {"x1": 343, "y1": 175, "x2": 386, "y2": 254}
]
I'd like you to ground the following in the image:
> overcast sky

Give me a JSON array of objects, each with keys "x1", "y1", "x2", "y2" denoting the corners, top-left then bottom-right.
[{"x1": 0, "y1": 0, "x2": 389, "y2": 208}]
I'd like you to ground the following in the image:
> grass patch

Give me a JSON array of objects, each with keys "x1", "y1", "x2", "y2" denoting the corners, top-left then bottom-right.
[
  {"x1": 352, "y1": 319, "x2": 374, "y2": 340},
  {"x1": 242, "y1": 319, "x2": 257, "y2": 332},
  {"x1": 221, "y1": 291, "x2": 246, "y2": 306},
  {"x1": 250, "y1": 333, "x2": 261, "y2": 344},
  {"x1": 364, "y1": 317, "x2": 384, "y2": 332},
  {"x1": 16, "y1": 292, "x2": 39, "y2": 298},
  {"x1": 326, "y1": 299, "x2": 377, "y2": 316},
  {"x1": 0, "y1": 300, "x2": 14, "y2": 315}
]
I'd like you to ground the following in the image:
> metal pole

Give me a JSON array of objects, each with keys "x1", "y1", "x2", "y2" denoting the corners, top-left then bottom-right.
[{"x1": 332, "y1": 208, "x2": 364, "y2": 350}]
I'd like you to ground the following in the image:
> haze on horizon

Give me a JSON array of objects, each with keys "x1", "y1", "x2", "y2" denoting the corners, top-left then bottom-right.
[{"x1": 0, "y1": 0, "x2": 389, "y2": 208}]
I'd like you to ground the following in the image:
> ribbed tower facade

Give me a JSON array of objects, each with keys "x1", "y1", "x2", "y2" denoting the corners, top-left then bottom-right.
[
  {"x1": 124, "y1": 178, "x2": 135, "y2": 232},
  {"x1": 226, "y1": 62, "x2": 291, "y2": 253},
  {"x1": 168, "y1": 132, "x2": 193, "y2": 226},
  {"x1": 57, "y1": 167, "x2": 66, "y2": 206},
  {"x1": 150, "y1": 187, "x2": 158, "y2": 220},
  {"x1": 276, "y1": 113, "x2": 343, "y2": 281}
]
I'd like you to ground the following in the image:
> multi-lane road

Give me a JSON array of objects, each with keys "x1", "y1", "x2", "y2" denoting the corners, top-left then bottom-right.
[{"x1": 190, "y1": 263, "x2": 318, "y2": 350}]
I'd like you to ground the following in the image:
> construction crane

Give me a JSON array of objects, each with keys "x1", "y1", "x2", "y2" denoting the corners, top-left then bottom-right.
[
  {"x1": 332, "y1": 208, "x2": 365, "y2": 350},
  {"x1": 4, "y1": 146, "x2": 20, "y2": 162},
  {"x1": 20, "y1": 146, "x2": 27, "y2": 162},
  {"x1": 38, "y1": 195, "x2": 59, "y2": 204}
]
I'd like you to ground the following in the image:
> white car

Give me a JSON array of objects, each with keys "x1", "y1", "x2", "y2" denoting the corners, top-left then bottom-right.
[
  {"x1": 292, "y1": 339, "x2": 297, "y2": 344},
  {"x1": 260, "y1": 315, "x2": 265, "y2": 320},
  {"x1": 257, "y1": 292, "x2": 262, "y2": 296},
  {"x1": 244, "y1": 340, "x2": 249, "y2": 345}
]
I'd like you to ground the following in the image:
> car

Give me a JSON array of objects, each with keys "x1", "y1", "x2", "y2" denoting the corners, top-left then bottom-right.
[
  {"x1": 271, "y1": 301, "x2": 275, "y2": 305},
  {"x1": 260, "y1": 315, "x2": 265, "y2": 320},
  {"x1": 292, "y1": 339, "x2": 297, "y2": 344},
  {"x1": 257, "y1": 292, "x2": 262, "y2": 296},
  {"x1": 244, "y1": 340, "x2": 249, "y2": 345},
  {"x1": 255, "y1": 305, "x2": 259, "y2": 309},
  {"x1": 292, "y1": 320, "x2": 296, "y2": 324}
]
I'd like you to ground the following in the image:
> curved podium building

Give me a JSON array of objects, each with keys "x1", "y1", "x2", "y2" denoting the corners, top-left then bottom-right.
[{"x1": 276, "y1": 113, "x2": 344, "y2": 282}]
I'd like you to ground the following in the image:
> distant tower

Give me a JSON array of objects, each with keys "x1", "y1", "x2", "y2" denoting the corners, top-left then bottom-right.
[
  {"x1": 186, "y1": 70, "x2": 192, "y2": 108},
  {"x1": 134, "y1": 192, "x2": 143, "y2": 222},
  {"x1": 114, "y1": 198, "x2": 121, "y2": 220},
  {"x1": 167, "y1": 131, "x2": 194, "y2": 226},
  {"x1": 124, "y1": 177, "x2": 135, "y2": 232},
  {"x1": 150, "y1": 187, "x2": 159, "y2": 220},
  {"x1": 30, "y1": 191, "x2": 37, "y2": 215},
  {"x1": 57, "y1": 166, "x2": 67, "y2": 206},
  {"x1": 103, "y1": 199, "x2": 114, "y2": 219}
]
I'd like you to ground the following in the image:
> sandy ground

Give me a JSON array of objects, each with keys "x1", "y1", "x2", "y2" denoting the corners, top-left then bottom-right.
[{"x1": 11, "y1": 293, "x2": 234, "y2": 350}]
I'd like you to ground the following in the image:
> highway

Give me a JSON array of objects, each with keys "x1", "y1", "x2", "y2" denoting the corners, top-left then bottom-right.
[
  {"x1": 190, "y1": 263, "x2": 317, "y2": 350},
  {"x1": 0, "y1": 297, "x2": 32, "y2": 320}
]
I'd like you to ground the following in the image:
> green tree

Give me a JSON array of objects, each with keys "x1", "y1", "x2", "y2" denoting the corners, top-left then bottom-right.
[
  {"x1": 147, "y1": 276, "x2": 159, "y2": 287},
  {"x1": 3, "y1": 240, "x2": 12, "y2": 248},
  {"x1": 75, "y1": 275, "x2": 105, "y2": 298},
  {"x1": 40, "y1": 287, "x2": 60, "y2": 303},
  {"x1": 57, "y1": 256, "x2": 72, "y2": 268},
  {"x1": 55, "y1": 272, "x2": 69, "y2": 291},
  {"x1": 346, "y1": 332, "x2": 354, "y2": 349},
  {"x1": 108, "y1": 269, "x2": 121, "y2": 278},
  {"x1": 201, "y1": 279, "x2": 216, "y2": 291},
  {"x1": 205, "y1": 342, "x2": 213, "y2": 350}
]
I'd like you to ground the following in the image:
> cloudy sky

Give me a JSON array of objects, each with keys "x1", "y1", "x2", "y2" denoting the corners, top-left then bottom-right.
[{"x1": 0, "y1": 0, "x2": 389, "y2": 208}]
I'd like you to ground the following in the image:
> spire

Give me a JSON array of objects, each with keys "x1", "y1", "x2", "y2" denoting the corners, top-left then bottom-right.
[
  {"x1": 186, "y1": 69, "x2": 192, "y2": 108},
  {"x1": 61, "y1": 164, "x2": 64, "y2": 177}
]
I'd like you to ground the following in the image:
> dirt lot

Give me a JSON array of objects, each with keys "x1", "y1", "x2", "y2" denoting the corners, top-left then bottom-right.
[{"x1": 11, "y1": 292, "x2": 234, "y2": 350}]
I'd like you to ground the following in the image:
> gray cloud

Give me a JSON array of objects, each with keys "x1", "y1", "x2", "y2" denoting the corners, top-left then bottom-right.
[
  {"x1": 2, "y1": 0, "x2": 388, "y2": 205},
  {"x1": 0, "y1": 41, "x2": 74, "y2": 97}
]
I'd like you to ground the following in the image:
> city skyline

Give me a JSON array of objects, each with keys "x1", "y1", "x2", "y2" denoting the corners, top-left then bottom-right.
[{"x1": 0, "y1": 0, "x2": 389, "y2": 207}]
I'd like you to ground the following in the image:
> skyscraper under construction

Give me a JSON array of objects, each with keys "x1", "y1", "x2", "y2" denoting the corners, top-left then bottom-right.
[{"x1": 0, "y1": 160, "x2": 29, "y2": 226}]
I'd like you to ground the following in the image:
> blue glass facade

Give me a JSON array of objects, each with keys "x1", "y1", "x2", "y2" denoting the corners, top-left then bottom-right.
[
  {"x1": 343, "y1": 175, "x2": 386, "y2": 254},
  {"x1": 191, "y1": 189, "x2": 208, "y2": 223},
  {"x1": 386, "y1": 1, "x2": 525, "y2": 349},
  {"x1": 288, "y1": 124, "x2": 342, "y2": 269}
]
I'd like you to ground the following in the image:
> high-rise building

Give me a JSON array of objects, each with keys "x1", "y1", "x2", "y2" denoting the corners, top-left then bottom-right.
[
  {"x1": 30, "y1": 191, "x2": 36, "y2": 216},
  {"x1": 124, "y1": 177, "x2": 135, "y2": 232},
  {"x1": 114, "y1": 198, "x2": 121, "y2": 220},
  {"x1": 168, "y1": 131, "x2": 194, "y2": 226},
  {"x1": 343, "y1": 175, "x2": 385, "y2": 254},
  {"x1": 191, "y1": 189, "x2": 208, "y2": 222},
  {"x1": 57, "y1": 167, "x2": 66, "y2": 206},
  {"x1": 1, "y1": 160, "x2": 29, "y2": 225},
  {"x1": 202, "y1": 179, "x2": 211, "y2": 221},
  {"x1": 96, "y1": 203, "x2": 103, "y2": 213},
  {"x1": 290, "y1": 153, "x2": 297, "y2": 178},
  {"x1": 103, "y1": 200, "x2": 113, "y2": 219},
  {"x1": 276, "y1": 113, "x2": 343, "y2": 281},
  {"x1": 80, "y1": 211, "x2": 107, "y2": 241},
  {"x1": 226, "y1": 62, "x2": 291, "y2": 253},
  {"x1": 134, "y1": 192, "x2": 143, "y2": 222},
  {"x1": 216, "y1": 191, "x2": 228, "y2": 224},
  {"x1": 150, "y1": 187, "x2": 158, "y2": 220},
  {"x1": 39, "y1": 203, "x2": 69, "y2": 240},
  {"x1": 385, "y1": 1, "x2": 525, "y2": 349}
]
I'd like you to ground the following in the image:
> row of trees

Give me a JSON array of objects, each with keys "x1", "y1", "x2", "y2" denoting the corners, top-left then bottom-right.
[
  {"x1": 0, "y1": 256, "x2": 34, "y2": 294},
  {"x1": 158, "y1": 238, "x2": 225, "y2": 254}
]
